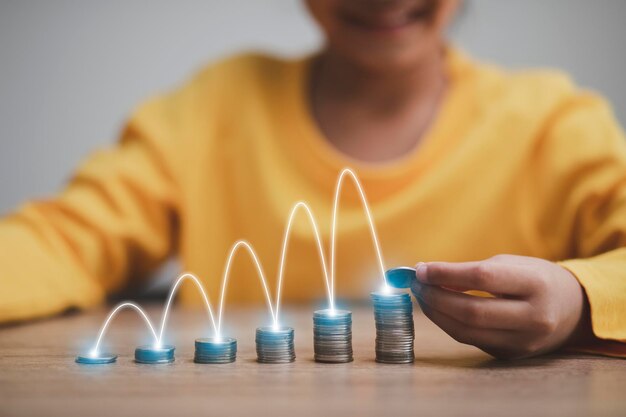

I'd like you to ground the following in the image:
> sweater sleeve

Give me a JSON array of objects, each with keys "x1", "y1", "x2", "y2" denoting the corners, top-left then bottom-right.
[
  {"x1": 532, "y1": 92, "x2": 626, "y2": 356},
  {"x1": 0, "y1": 97, "x2": 180, "y2": 324}
]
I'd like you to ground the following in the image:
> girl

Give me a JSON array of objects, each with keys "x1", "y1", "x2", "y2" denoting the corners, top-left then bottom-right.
[{"x1": 1, "y1": 0, "x2": 625, "y2": 359}]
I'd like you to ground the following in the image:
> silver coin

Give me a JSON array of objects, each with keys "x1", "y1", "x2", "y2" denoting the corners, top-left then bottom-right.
[
  {"x1": 312, "y1": 310, "x2": 353, "y2": 364},
  {"x1": 256, "y1": 326, "x2": 296, "y2": 363},
  {"x1": 371, "y1": 291, "x2": 415, "y2": 364},
  {"x1": 194, "y1": 337, "x2": 237, "y2": 364}
]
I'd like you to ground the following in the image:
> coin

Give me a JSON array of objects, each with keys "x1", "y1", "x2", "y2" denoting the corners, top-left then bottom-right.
[
  {"x1": 385, "y1": 267, "x2": 417, "y2": 289},
  {"x1": 371, "y1": 291, "x2": 415, "y2": 364},
  {"x1": 75, "y1": 353, "x2": 117, "y2": 365},
  {"x1": 195, "y1": 337, "x2": 237, "y2": 364},
  {"x1": 256, "y1": 326, "x2": 296, "y2": 363},
  {"x1": 313, "y1": 309, "x2": 353, "y2": 364},
  {"x1": 134, "y1": 345, "x2": 175, "y2": 364}
]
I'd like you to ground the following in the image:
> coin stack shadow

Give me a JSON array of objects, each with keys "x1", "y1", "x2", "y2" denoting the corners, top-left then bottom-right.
[
  {"x1": 194, "y1": 337, "x2": 237, "y2": 364},
  {"x1": 134, "y1": 345, "x2": 175, "y2": 364},
  {"x1": 370, "y1": 292, "x2": 415, "y2": 364},
  {"x1": 255, "y1": 327, "x2": 296, "y2": 363},
  {"x1": 313, "y1": 309, "x2": 353, "y2": 363}
]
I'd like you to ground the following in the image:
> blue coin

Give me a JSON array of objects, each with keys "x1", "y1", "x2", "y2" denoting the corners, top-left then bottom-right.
[
  {"x1": 75, "y1": 353, "x2": 117, "y2": 364},
  {"x1": 195, "y1": 337, "x2": 237, "y2": 364},
  {"x1": 371, "y1": 291, "x2": 412, "y2": 301},
  {"x1": 135, "y1": 345, "x2": 175, "y2": 364},
  {"x1": 385, "y1": 267, "x2": 416, "y2": 288}
]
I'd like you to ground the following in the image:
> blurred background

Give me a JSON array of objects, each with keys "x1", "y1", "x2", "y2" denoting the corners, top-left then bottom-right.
[
  {"x1": 2, "y1": 0, "x2": 625, "y2": 293},
  {"x1": 1, "y1": 0, "x2": 625, "y2": 212}
]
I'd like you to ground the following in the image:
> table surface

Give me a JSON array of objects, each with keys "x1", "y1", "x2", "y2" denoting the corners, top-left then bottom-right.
[{"x1": 1, "y1": 303, "x2": 625, "y2": 417}]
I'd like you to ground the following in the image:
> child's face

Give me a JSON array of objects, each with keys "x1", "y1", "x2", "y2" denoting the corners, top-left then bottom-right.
[{"x1": 306, "y1": 0, "x2": 460, "y2": 73}]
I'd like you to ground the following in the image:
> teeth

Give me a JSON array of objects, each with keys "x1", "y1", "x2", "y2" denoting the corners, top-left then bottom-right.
[{"x1": 378, "y1": 14, "x2": 409, "y2": 28}]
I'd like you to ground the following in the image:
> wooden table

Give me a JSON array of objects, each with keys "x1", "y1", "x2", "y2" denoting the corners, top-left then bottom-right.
[{"x1": 1, "y1": 304, "x2": 625, "y2": 417}]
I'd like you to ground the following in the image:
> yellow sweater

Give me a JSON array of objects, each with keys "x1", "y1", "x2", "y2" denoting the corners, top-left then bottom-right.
[{"x1": 1, "y1": 49, "x2": 626, "y2": 356}]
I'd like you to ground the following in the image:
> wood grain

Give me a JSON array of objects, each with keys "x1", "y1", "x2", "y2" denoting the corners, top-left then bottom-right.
[{"x1": 1, "y1": 304, "x2": 625, "y2": 417}]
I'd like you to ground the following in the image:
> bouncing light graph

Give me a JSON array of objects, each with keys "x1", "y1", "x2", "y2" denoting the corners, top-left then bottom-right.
[{"x1": 88, "y1": 168, "x2": 389, "y2": 358}]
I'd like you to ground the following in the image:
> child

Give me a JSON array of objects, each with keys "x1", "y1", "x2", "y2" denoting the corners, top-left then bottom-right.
[{"x1": 1, "y1": 0, "x2": 625, "y2": 359}]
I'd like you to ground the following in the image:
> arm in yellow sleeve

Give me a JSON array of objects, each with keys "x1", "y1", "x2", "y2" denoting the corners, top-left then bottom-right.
[
  {"x1": 0, "y1": 98, "x2": 180, "y2": 324},
  {"x1": 532, "y1": 92, "x2": 626, "y2": 356}
]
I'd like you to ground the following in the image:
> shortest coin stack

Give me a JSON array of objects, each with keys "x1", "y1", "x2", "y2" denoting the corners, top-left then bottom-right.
[
  {"x1": 256, "y1": 326, "x2": 296, "y2": 363},
  {"x1": 371, "y1": 292, "x2": 415, "y2": 364},
  {"x1": 194, "y1": 337, "x2": 237, "y2": 364},
  {"x1": 313, "y1": 309, "x2": 353, "y2": 363},
  {"x1": 75, "y1": 353, "x2": 117, "y2": 365},
  {"x1": 134, "y1": 345, "x2": 175, "y2": 364}
]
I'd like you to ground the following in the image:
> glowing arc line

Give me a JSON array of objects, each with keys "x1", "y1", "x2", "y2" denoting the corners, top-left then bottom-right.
[
  {"x1": 331, "y1": 168, "x2": 388, "y2": 294},
  {"x1": 274, "y1": 202, "x2": 332, "y2": 321},
  {"x1": 89, "y1": 167, "x2": 388, "y2": 353},
  {"x1": 92, "y1": 302, "x2": 158, "y2": 354},
  {"x1": 216, "y1": 240, "x2": 277, "y2": 335},
  {"x1": 157, "y1": 273, "x2": 218, "y2": 344}
]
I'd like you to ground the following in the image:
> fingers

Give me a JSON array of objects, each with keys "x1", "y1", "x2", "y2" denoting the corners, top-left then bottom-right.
[
  {"x1": 416, "y1": 298, "x2": 515, "y2": 350},
  {"x1": 412, "y1": 281, "x2": 532, "y2": 330},
  {"x1": 415, "y1": 260, "x2": 539, "y2": 296}
]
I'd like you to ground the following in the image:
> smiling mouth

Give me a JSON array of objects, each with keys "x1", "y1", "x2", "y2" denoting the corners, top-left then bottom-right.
[{"x1": 340, "y1": 4, "x2": 436, "y2": 33}]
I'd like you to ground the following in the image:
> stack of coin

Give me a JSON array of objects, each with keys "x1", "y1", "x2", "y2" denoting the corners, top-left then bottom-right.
[
  {"x1": 134, "y1": 345, "x2": 175, "y2": 364},
  {"x1": 255, "y1": 326, "x2": 296, "y2": 363},
  {"x1": 194, "y1": 337, "x2": 237, "y2": 364},
  {"x1": 371, "y1": 291, "x2": 415, "y2": 364},
  {"x1": 313, "y1": 309, "x2": 353, "y2": 363}
]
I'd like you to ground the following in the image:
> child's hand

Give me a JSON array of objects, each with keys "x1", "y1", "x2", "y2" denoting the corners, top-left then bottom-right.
[{"x1": 411, "y1": 255, "x2": 592, "y2": 359}]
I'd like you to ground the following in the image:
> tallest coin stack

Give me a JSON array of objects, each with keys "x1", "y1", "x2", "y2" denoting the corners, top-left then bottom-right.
[{"x1": 370, "y1": 291, "x2": 415, "y2": 364}]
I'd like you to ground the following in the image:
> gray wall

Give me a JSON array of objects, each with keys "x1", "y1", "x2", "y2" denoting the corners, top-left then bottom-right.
[{"x1": 1, "y1": 0, "x2": 626, "y2": 214}]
